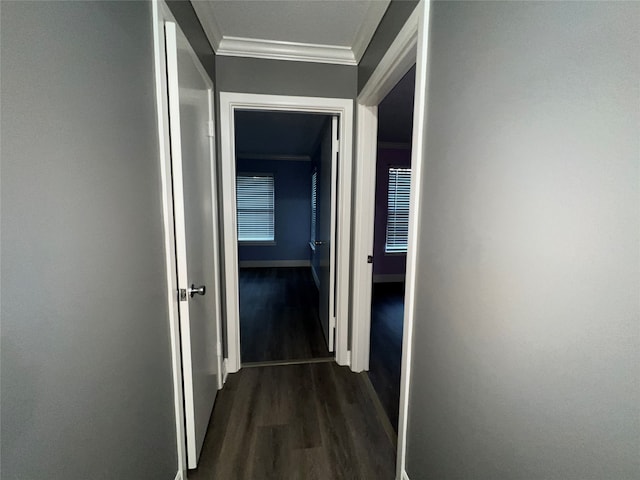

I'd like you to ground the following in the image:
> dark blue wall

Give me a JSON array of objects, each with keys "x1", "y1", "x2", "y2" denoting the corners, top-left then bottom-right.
[{"x1": 237, "y1": 158, "x2": 312, "y2": 263}]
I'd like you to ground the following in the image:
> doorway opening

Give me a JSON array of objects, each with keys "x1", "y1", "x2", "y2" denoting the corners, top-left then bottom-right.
[
  {"x1": 233, "y1": 111, "x2": 335, "y2": 364},
  {"x1": 367, "y1": 66, "x2": 416, "y2": 432},
  {"x1": 219, "y1": 92, "x2": 354, "y2": 374}
]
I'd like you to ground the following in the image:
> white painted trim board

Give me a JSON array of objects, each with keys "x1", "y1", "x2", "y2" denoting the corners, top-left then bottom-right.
[
  {"x1": 350, "y1": 2, "x2": 419, "y2": 373},
  {"x1": 396, "y1": 2, "x2": 431, "y2": 478},
  {"x1": 152, "y1": 1, "x2": 187, "y2": 477},
  {"x1": 219, "y1": 92, "x2": 354, "y2": 373}
]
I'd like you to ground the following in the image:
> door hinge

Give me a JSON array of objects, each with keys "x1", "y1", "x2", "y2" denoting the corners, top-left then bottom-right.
[
  {"x1": 179, "y1": 288, "x2": 187, "y2": 301},
  {"x1": 208, "y1": 120, "x2": 215, "y2": 138},
  {"x1": 367, "y1": 255, "x2": 373, "y2": 264}
]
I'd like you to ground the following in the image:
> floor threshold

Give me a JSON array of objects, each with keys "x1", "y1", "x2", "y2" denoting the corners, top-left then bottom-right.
[{"x1": 242, "y1": 356, "x2": 335, "y2": 368}]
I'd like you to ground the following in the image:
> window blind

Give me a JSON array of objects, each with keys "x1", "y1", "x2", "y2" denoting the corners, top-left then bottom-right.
[
  {"x1": 385, "y1": 167, "x2": 411, "y2": 253},
  {"x1": 236, "y1": 174, "x2": 275, "y2": 242},
  {"x1": 310, "y1": 170, "x2": 318, "y2": 242}
]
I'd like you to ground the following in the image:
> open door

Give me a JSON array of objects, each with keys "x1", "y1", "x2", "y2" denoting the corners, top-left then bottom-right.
[
  {"x1": 317, "y1": 116, "x2": 339, "y2": 352},
  {"x1": 165, "y1": 21, "x2": 222, "y2": 469}
]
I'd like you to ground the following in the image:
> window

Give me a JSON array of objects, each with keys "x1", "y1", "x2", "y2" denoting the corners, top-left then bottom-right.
[
  {"x1": 236, "y1": 174, "x2": 275, "y2": 242},
  {"x1": 385, "y1": 167, "x2": 411, "y2": 253},
  {"x1": 310, "y1": 169, "x2": 318, "y2": 243}
]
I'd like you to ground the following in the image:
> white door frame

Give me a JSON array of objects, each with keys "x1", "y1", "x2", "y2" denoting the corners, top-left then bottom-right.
[
  {"x1": 219, "y1": 92, "x2": 354, "y2": 373},
  {"x1": 350, "y1": 0, "x2": 420, "y2": 375},
  {"x1": 152, "y1": 1, "x2": 187, "y2": 478},
  {"x1": 349, "y1": 1, "x2": 432, "y2": 479}
]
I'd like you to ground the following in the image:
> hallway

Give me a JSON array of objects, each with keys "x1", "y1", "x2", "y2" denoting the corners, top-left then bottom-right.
[{"x1": 189, "y1": 362, "x2": 396, "y2": 479}]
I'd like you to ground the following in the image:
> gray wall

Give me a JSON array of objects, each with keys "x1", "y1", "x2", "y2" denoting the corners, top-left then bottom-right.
[
  {"x1": 406, "y1": 2, "x2": 640, "y2": 479},
  {"x1": 358, "y1": 0, "x2": 418, "y2": 93},
  {"x1": 1, "y1": 2, "x2": 177, "y2": 479},
  {"x1": 167, "y1": 0, "x2": 215, "y2": 82},
  {"x1": 216, "y1": 56, "x2": 357, "y2": 99}
]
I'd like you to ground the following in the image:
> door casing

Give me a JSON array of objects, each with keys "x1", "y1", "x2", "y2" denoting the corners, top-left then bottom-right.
[
  {"x1": 219, "y1": 92, "x2": 354, "y2": 373},
  {"x1": 350, "y1": 2, "x2": 431, "y2": 480},
  {"x1": 152, "y1": 1, "x2": 187, "y2": 478}
]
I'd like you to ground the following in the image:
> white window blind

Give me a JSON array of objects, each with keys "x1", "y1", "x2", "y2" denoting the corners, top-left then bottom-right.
[
  {"x1": 385, "y1": 167, "x2": 411, "y2": 253},
  {"x1": 236, "y1": 174, "x2": 274, "y2": 242},
  {"x1": 310, "y1": 170, "x2": 318, "y2": 242}
]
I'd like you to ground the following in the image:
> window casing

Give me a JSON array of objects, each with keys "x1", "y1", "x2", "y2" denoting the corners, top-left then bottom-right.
[
  {"x1": 236, "y1": 174, "x2": 275, "y2": 242},
  {"x1": 385, "y1": 167, "x2": 411, "y2": 253}
]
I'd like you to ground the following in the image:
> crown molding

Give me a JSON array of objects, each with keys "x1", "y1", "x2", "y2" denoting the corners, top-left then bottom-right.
[
  {"x1": 216, "y1": 36, "x2": 357, "y2": 65},
  {"x1": 190, "y1": 1, "x2": 223, "y2": 50},
  {"x1": 352, "y1": 0, "x2": 391, "y2": 62},
  {"x1": 192, "y1": 1, "x2": 389, "y2": 66}
]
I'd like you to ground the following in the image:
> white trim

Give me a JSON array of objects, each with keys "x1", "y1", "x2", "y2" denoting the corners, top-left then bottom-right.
[
  {"x1": 327, "y1": 115, "x2": 340, "y2": 353},
  {"x1": 222, "y1": 358, "x2": 229, "y2": 385},
  {"x1": 397, "y1": 1, "x2": 431, "y2": 478},
  {"x1": 219, "y1": 92, "x2": 353, "y2": 372},
  {"x1": 373, "y1": 274, "x2": 406, "y2": 284},
  {"x1": 359, "y1": 5, "x2": 420, "y2": 106},
  {"x1": 190, "y1": 0, "x2": 223, "y2": 50},
  {"x1": 174, "y1": 471, "x2": 183, "y2": 480},
  {"x1": 237, "y1": 153, "x2": 311, "y2": 162},
  {"x1": 238, "y1": 260, "x2": 311, "y2": 268},
  {"x1": 401, "y1": 470, "x2": 410, "y2": 480},
  {"x1": 352, "y1": 0, "x2": 392, "y2": 62},
  {"x1": 349, "y1": 103, "x2": 378, "y2": 373},
  {"x1": 217, "y1": 36, "x2": 357, "y2": 66},
  {"x1": 350, "y1": 2, "x2": 419, "y2": 374},
  {"x1": 152, "y1": 1, "x2": 186, "y2": 477}
]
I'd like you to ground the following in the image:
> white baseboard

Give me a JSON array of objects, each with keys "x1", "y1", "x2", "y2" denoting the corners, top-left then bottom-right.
[
  {"x1": 402, "y1": 470, "x2": 410, "y2": 480},
  {"x1": 373, "y1": 274, "x2": 406, "y2": 283},
  {"x1": 223, "y1": 358, "x2": 229, "y2": 384},
  {"x1": 238, "y1": 260, "x2": 311, "y2": 268},
  {"x1": 174, "y1": 470, "x2": 183, "y2": 480},
  {"x1": 311, "y1": 265, "x2": 320, "y2": 289}
]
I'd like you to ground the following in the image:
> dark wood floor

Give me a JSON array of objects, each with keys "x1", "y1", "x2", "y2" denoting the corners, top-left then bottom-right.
[
  {"x1": 189, "y1": 362, "x2": 396, "y2": 480},
  {"x1": 239, "y1": 267, "x2": 331, "y2": 363},
  {"x1": 368, "y1": 282, "x2": 405, "y2": 432}
]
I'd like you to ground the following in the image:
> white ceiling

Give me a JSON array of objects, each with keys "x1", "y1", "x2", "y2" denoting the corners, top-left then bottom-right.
[{"x1": 191, "y1": 0, "x2": 390, "y2": 65}]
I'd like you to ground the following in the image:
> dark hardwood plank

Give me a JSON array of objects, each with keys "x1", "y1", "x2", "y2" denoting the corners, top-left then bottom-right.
[
  {"x1": 368, "y1": 282, "x2": 405, "y2": 432},
  {"x1": 188, "y1": 362, "x2": 396, "y2": 480},
  {"x1": 239, "y1": 267, "x2": 332, "y2": 363}
]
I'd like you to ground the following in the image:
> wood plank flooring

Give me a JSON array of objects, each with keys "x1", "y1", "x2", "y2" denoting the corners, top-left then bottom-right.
[
  {"x1": 368, "y1": 282, "x2": 405, "y2": 432},
  {"x1": 239, "y1": 267, "x2": 331, "y2": 363},
  {"x1": 189, "y1": 362, "x2": 396, "y2": 480}
]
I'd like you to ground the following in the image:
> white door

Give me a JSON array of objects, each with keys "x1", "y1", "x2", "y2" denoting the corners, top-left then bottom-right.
[
  {"x1": 165, "y1": 21, "x2": 222, "y2": 469},
  {"x1": 318, "y1": 116, "x2": 339, "y2": 352}
]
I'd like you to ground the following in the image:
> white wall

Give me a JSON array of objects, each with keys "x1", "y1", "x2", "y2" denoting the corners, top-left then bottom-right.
[{"x1": 406, "y1": 2, "x2": 639, "y2": 478}]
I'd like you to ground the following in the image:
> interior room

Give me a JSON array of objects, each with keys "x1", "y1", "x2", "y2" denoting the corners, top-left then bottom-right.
[
  {"x1": 234, "y1": 110, "x2": 334, "y2": 364},
  {"x1": 367, "y1": 65, "x2": 415, "y2": 431}
]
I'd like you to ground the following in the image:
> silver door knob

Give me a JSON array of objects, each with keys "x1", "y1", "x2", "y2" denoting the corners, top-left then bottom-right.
[
  {"x1": 314, "y1": 241, "x2": 326, "y2": 246},
  {"x1": 189, "y1": 284, "x2": 206, "y2": 297}
]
